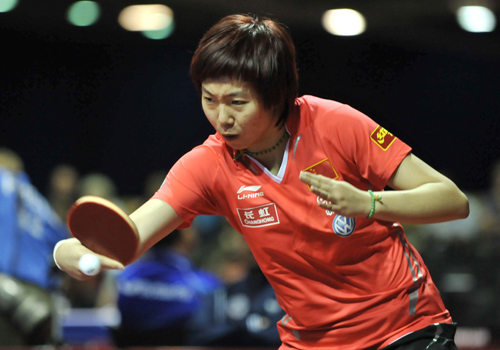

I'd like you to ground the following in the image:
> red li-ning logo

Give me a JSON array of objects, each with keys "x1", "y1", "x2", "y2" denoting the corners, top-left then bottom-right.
[{"x1": 237, "y1": 203, "x2": 280, "y2": 228}]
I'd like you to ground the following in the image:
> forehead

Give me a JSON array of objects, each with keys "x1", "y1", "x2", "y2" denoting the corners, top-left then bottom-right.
[{"x1": 201, "y1": 77, "x2": 256, "y2": 96}]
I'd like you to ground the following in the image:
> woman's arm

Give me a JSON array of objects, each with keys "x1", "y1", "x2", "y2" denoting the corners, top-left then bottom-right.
[
  {"x1": 54, "y1": 199, "x2": 183, "y2": 281},
  {"x1": 129, "y1": 199, "x2": 184, "y2": 257},
  {"x1": 299, "y1": 153, "x2": 469, "y2": 224},
  {"x1": 371, "y1": 153, "x2": 469, "y2": 224}
]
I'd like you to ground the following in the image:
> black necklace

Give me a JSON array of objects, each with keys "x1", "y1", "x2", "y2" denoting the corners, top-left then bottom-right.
[
  {"x1": 245, "y1": 131, "x2": 288, "y2": 156},
  {"x1": 232, "y1": 131, "x2": 288, "y2": 161}
]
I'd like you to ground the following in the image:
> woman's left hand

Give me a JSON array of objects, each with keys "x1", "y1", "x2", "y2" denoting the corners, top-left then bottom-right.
[
  {"x1": 299, "y1": 171, "x2": 371, "y2": 218},
  {"x1": 300, "y1": 154, "x2": 469, "y2": 224}
]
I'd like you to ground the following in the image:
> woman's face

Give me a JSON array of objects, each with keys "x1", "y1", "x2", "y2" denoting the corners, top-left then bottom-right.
[{"x1": 201, "y1": 77, "x2": 281, "y2": 152}]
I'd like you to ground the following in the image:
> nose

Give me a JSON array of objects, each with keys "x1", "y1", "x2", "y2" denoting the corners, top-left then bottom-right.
[{"x1": 217, "y1": 106, "x2": 234, "y2": 126}]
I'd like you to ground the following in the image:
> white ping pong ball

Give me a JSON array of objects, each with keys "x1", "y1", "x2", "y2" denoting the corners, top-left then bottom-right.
[{"x1": 78, "y1": 254, "x2": 101, "y2": 276}]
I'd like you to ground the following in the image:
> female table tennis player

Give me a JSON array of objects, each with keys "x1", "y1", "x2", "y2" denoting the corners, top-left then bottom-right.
[{"x1": 55, "y1": 14, "x2": 469, "y2": 350}]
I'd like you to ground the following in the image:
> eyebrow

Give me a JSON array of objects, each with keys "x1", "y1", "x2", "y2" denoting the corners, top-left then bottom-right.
[{"x1": 201, "y1": 87, "x2": 249, "y2": 97}]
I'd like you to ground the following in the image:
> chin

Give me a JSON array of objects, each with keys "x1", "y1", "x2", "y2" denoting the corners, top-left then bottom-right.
[{"x1": 224, "y1": 140, "x2": 243, "y2": 150}]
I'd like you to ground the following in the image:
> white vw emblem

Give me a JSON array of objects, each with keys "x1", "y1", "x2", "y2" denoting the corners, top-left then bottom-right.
[{"x1": 333, "y1": 215, "x2": 356, "y2": 237}]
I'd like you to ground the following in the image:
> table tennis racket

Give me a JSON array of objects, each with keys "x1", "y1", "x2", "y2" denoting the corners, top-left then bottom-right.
[{"x1": 67, "y1": 195, "x2": 139, "y2": 266}]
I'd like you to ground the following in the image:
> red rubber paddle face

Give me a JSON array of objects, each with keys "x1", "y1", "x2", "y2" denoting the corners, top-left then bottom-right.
[{"x1": 67, "y1": 196, "x2": 139, "y2": 265}]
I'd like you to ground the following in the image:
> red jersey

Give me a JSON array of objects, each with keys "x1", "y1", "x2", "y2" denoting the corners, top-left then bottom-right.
[{"x1": 153, "y1": 95, "x2": 452, "y2": 349}]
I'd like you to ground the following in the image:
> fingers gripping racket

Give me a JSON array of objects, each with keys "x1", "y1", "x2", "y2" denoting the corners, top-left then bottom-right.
[{"x1": 67, "y1": 196, "x2": 139, "y2": 266}]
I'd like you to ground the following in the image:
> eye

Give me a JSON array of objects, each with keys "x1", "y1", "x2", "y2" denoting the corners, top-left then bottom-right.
[
  {"x1": 203, "y1": 96, "x2": 215, "y2": 103},
  {"x1": 232, "y1": 100, "x2": 247, "y2": 105}
]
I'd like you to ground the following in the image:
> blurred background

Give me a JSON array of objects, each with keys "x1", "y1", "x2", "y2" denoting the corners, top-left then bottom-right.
[{"x1": 0, "y1": 0, "x2": 499, "y2": 349}]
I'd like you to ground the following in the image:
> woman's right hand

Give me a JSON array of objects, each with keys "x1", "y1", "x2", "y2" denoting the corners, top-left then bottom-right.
[{"x1": 54, "y1": 238, "x2": 125, "y2": 281}]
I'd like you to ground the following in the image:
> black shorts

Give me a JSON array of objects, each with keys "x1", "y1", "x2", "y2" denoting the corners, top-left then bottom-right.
[{"x1": 381, "y1": 323, "x2": 458, "y2": 350}]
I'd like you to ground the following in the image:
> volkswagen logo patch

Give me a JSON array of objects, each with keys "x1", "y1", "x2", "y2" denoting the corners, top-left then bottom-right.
[{"x1": 333, "y1": 215, "x2": 356, "y2": 237}]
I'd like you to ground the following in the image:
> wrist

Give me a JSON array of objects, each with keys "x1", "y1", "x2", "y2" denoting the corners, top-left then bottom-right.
[
  {"x1": 53, "y1": 238, "x2": 78, "y2": 270},
  {"x1": 367, "y1": 190, "x2": 382, "y2": 219},
  {"x1": 53, "y1": 239, "x2": 68, "y2": 270}
]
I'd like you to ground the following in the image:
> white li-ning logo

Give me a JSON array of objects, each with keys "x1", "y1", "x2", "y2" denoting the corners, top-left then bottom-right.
[{"x1": 237, "y1": 185, "x2": 264, "y2": 200}]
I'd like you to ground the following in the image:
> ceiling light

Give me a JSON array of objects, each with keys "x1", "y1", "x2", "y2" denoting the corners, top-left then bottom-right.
[
  {"x1": 457, "y1": 5, "x2": 496, "y2": 32},
  {"x1": 118, "y1": 4, "x2": 173, "y2": 31},
  {"x1": 0, "y1": 0, "x2": 18, "y2": 13},
  {"x1": 67, "y1": 1, "x2": 101, "y2": 27},
  {"x1": 322, "y1": 9, "x2": 366, "y2": 36}
]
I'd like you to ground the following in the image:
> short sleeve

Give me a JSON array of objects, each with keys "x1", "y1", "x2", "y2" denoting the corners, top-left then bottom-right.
[
  {"x1": 328, "y1": 104, "x2": 411, "y2": 189},
  {"x1": 152, "y1": 146, "x2": 221, "y2": 227}
]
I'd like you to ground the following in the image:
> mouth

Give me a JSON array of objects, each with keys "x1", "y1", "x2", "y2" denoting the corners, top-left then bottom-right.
[{"x1": 221, "y1": 134, "x2": 239, "y2": 142}]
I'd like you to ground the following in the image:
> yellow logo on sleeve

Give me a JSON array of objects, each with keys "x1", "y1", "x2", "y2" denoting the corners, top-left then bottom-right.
[{"x1": 370, "y1": 125, "x2": 397, "y2": 151}]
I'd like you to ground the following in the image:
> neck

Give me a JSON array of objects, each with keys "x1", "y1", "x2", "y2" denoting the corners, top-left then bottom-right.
[
  {"x1": 244, "y1": 131, "x2": 288, "y2": 157},
  {"x1": 249, "y1": 131, "x2": 290, "y2": 175}
]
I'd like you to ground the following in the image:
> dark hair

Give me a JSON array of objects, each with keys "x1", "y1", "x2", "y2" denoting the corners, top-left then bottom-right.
[{"x1": 190, "y1": 14, "x2": 299, "y2": 127}]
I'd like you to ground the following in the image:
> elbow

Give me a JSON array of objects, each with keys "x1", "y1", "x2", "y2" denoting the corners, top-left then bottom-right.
[
  {"x1": 443, "y1": 179, "x2": 469, "y2": 220},
  {"x1": 455, "y1": 190, "x2": 470, "y2": 220},
  {"x1": 461, "y1": 196, "x2": 470, "y2": 219}
]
